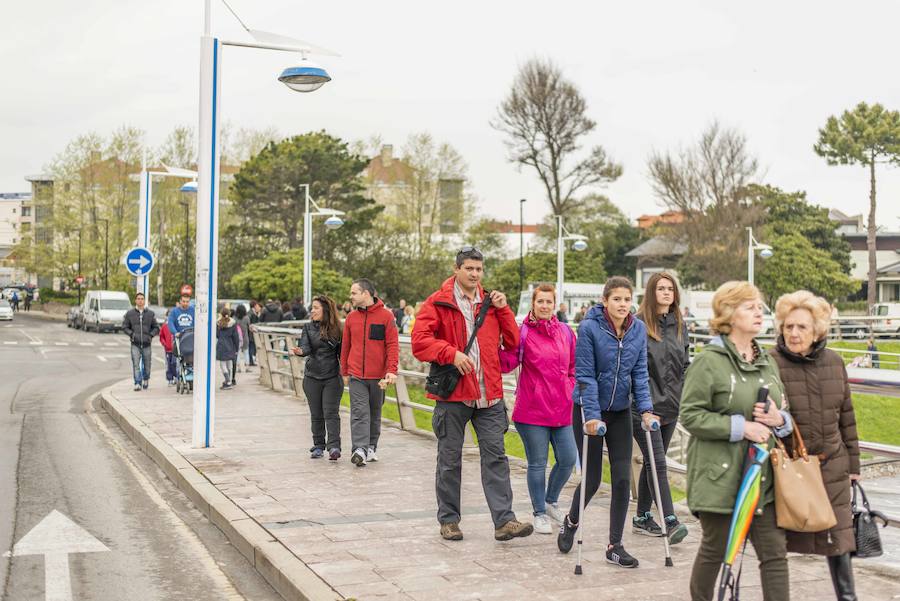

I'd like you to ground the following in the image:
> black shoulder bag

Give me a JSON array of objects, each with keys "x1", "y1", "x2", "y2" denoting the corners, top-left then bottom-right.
[{"x1": 425, "y1": 295, "x2": 492, "y2": 399}]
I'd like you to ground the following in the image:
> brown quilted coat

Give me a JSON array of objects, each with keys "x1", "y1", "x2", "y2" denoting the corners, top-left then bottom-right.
[{"x1": 770, "y1": 337, "x2": 860, "y2": 556}]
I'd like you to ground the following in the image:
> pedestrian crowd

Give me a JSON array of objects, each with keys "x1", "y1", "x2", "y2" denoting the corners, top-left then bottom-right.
[{"x1": 113, "y1": 244, "x2": 872, "y2": 601}]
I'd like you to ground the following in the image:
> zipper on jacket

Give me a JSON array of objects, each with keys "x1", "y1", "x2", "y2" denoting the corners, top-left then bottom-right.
[
  {"x1": 608, "y1": 338, "x2": 623, "y2": 410},
  {"x1": 139, "y1": 312, "x2": 144, "y2": 346},
  {"x1": 361, "y1": 310, "x2": 369, "y2": 378}
]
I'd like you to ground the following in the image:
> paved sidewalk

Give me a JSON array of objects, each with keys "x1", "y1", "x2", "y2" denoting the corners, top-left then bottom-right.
[{"x1": 102, "y1": 371, "x2": 900, "y2": 601}]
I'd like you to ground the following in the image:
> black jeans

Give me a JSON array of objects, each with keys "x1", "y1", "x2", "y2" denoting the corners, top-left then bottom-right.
[
  {"x1": 303, "y1": 375, "x2": 343, "y2": 451},
  {"x1": 568, "y1": 406, "x2": 632, "y2": 545},
  {"x1": 632, "y1": 418, "x2": 677, "y2": 517},
  {"x1": 432, "y1": 401, "x2": 516, "y2": 528}
]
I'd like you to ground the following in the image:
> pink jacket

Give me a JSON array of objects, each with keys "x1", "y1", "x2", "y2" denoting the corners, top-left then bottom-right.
[{"x1": 500, "y1": 315, "x2": 576, "y2": 427}]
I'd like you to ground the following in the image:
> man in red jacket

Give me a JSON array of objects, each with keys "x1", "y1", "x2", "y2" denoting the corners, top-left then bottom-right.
[
  {"x1": 340, "y1": 278, "x2": 399, "y2": 467},
  {"x1": 412, "y1": 247, "x2": 532, "y2": 542}
]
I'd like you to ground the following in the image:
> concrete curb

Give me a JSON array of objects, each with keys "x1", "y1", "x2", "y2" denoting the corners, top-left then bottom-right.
[{"x1": 99, "y1": 384, "x2": 343, "y2": 601}]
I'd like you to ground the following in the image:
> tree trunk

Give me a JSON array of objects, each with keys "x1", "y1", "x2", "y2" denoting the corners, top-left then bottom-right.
[{"x1": 867, "y1": 155, "x2": 877, "y2": 310}]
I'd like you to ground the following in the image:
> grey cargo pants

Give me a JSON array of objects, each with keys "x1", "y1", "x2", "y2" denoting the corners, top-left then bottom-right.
[{"x1": 349, "y1": 377, "x2": 385, "y2": 453}]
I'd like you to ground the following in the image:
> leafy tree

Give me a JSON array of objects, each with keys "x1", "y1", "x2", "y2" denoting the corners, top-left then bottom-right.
[
  {"x1": 814, "y1": 102, "x2": 900, "y2": 309},
  {"x1": 486, "y1": 251, "x2": 603, "y2": 306},
  {"x1": 229, "y1": 248, "x2": 351, "y2": 303},
  {"x1": 648, "y1": 122, "x2": 764, "y2": 287},
  {"x1": 756, "y1": 234, "x2": 858, "y2": 304},
  {"x1": 492, "y1": 58, "x2": 622, "y2": 217}
]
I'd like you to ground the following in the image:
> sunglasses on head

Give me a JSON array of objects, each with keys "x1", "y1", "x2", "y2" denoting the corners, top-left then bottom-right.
[{"x1": 457, "y1": 245, "x2": 482, "y2": 255}]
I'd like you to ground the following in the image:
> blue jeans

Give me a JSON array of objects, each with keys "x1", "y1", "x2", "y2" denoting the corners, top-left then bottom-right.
[
  {"x1": 130, "y1": 344, "x2": 152, "y2": 384},
  {"x1": 515, "y1": 421, "x2": 578, "y2": 516}
]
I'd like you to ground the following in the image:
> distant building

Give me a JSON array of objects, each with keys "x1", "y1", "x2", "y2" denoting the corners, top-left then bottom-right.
[
  {"x1": 361, "y1": 145, "x2": 465, "y2": 235},
  {"x1": 0, "y1": 192, "x2": 32, "y2": 286},
  {"x1": 625, "y1": 236, "x2": 688, "y2": 289},
  {"x1": 636, "y1": 210, "x2": 684, "y2": 230},
  {"x1": 829, "y1": 209, "x2": 900, "y2": 302}
]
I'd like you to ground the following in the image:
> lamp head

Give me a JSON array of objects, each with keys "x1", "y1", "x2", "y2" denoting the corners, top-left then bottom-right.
[
  {"x1": 572, "y1": 239, "x2": 588, "y2": 252},
  {"x1": 759, "y1": 248, "x2": 774, "y2": 259},
  {"x1": 324, "y1": 215, "x2": 344, "y2": 230},
  {"x1": 180, "y1": 181, "x2": 198, "y2": 193},
  {"x1": 278, "y1": 57, "x2": 331, "y2": 93}
]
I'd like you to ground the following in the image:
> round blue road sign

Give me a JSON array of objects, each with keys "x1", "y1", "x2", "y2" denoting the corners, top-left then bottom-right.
[{"x1": 125, "y1": 247, "x2": 155, "y2": 277}]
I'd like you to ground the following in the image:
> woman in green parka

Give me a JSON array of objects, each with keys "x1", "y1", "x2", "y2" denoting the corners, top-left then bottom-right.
[{"x1": 681, "y1": 281, "x2": 795, "y2": 601}]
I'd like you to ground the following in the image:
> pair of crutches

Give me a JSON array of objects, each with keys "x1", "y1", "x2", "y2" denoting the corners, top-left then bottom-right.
[{"x1": 574, "y1": 409, "x2": 673, "y2": 575}]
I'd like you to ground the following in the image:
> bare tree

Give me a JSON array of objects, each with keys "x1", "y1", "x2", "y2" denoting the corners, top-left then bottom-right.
[
  {"x1": 647, "y1": 122, "x2": 764, "y2": 287},
  {"x1": 492, "y1": 58, "x2": 622, "y2": 216}
]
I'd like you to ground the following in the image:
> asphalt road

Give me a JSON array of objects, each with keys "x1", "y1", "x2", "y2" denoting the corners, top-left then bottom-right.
[{"x1": 0, "y1": 312, "x2": 281, "y2": 601}]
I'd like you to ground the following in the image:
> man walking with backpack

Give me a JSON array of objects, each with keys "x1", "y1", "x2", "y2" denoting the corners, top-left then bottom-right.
[
  {"x1": 412, "y1": 246, "x2": 533, "y2": 542},
  {"x1": 340, "y1": 278, "x2": 399, "y2": 467},
  {"x1": 123, "y1": 292, "x2": 160, "y2": 391}
]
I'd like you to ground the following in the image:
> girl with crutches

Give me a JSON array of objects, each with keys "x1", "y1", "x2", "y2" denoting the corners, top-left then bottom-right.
[{"x1": 557, "y1": 276, "x2": 657, "y2": 569}]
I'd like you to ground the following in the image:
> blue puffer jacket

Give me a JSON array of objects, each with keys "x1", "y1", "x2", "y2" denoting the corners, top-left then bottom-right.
[{"x1": 573, "y1": 304, "x2": 653, "y2": 421}]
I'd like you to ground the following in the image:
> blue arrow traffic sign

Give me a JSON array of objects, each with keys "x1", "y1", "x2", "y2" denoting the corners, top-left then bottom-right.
[{"x1": 125, "y1": 247, "x2": 155, "y2": 277}]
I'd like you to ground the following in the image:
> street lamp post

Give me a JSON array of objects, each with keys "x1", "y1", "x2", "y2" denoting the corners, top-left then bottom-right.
[
  {"x1": 77, "y1": 229, "x2": 83, "y2": 306},
  {"x1": 302, "y1": 184, "x2": 344, "y2": 309},
  {"x1": 556, "y1": 215, "x2": 588, "y2": 312},
  {"x1": 746, "y1": 227, "x2": 774, "y2": 286},
  {"x1": 179, "y1": 198, "x2": 190, "y2": 287},
  {"x1": 97, "y1": 218, "x2": 109, "y2": 290},
  {"x1": 136, "y1": 164, "x2": 197, "y2": 295},
  {"x1": 519, "y1": 198, "x2": 526, "y2": 293},
  {"x1": 192, "y1": 1, "x2": 335, "y2": 448}
]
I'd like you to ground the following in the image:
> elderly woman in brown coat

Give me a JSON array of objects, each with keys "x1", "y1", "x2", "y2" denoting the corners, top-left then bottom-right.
[{"x1": 770, "y1": 291, "x2": 861, "y2": 601}]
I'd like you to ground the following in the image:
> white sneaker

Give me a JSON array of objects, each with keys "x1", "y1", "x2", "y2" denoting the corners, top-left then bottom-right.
[
  {"x1": 545, "y1": 503, "x2": 564, "y2": 524},
  {"x1": 366, "y1": 448, "x2": 378, "y2": 462},
  {"x1": 350, "y1": 448, "x2": 367, "y2": 467},
  {"x1": 533, "y1": 514, "x2": 553, "y2": 534}
]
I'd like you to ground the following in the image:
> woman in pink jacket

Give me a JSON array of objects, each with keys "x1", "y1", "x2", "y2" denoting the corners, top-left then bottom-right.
[{"x1": 501, "y1": 284, "x2": 577, "y2": 534}]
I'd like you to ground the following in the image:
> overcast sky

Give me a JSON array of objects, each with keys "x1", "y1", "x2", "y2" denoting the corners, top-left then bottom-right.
[{"x1": 3, "y1": 0, "x2": 900, "y2": 230}]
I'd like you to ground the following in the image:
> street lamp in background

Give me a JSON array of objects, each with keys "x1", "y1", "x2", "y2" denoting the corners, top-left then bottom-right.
[
  {"x1": 97, "y1": 218, "x2": 109, "y2": 289},
  {"x1": 192, "y1": 0, "x2": 336, "y2": 448},
  {"x1": 519, "y1": 199, "x2": 526, "y2": 294},
  {"x1": 302, "y1": 183, "x2": 344, "y2": 308},
  {"x1": 136, "y1": 163, "x2": 197, "y2": 295},
  {"x1": 179, "y1": 180, "x2": 197, "y2": 287},
  {"x1": 556, "y1": 215, "x2": 588, "y2": 312},
  {"x1": 746, "y1": 226, "x2": 774, "y2": 286}
]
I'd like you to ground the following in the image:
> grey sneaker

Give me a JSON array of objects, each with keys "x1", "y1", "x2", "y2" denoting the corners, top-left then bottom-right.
[
  {"x1": 309, "y1": 447, "x2": 324, "y2": 459},
  {"x1": 350, "y1": 448, "x2": 367, "y2": 467},
  {"x1": 366, "y1": 447, "x2": 378, "y2": 462},
  {"x1": 533, "y1": 514, "x2": 553, "y2": 534},
  {"x1": 545, "y1": 503, "x2": 564, "y2": 524},
  {"x1": 328, "y1": 448, "x2": 341, "y2": 461},
  {"x1": 632, "y1": 512, "x2": 663, "y2": 536},
  {"x1": 494, "y1": 519, "x2": 533, "y2": 541},
  {"x1": 665, "y1": 517, "x2": 688, "y2": 545}
]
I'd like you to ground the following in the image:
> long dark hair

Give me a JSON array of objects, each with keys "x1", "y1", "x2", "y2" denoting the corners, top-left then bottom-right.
[
  {"x1": 314, "y1": 295, "x2": 341, "y2": 342},
  {"x1": 638, "y1": 272, "x2": 684, "y2": 342}
]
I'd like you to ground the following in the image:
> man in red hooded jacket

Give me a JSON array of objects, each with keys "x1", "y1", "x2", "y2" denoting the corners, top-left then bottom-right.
[
  {"x1": 340, "y1": 278, "x2": 399, "y2": 467},
  {"x1": 412, "y1": 247, "x2": 532, "y2": 542}
]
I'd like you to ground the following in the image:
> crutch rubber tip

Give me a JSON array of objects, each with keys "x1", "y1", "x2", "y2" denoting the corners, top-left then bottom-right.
[
  {"x1": 574, "y1": 565, "x2": 582, "y2": 575},
  {"x1": 665, "y1": 558, "x2": 674, "y2": 567}
]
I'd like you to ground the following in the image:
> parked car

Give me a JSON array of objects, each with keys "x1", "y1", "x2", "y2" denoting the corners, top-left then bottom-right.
[
  {"x1": 217, "y1": 298, "x2": 250, "y2": 314},
  {"x1": 0, "y1": 299, "x2": 13, "y2": 321},
  {"x1": 66, "y1": 305, "x2": 84, "y2": 328},
  {"x1": 872, "y1": 303, "x2": 900, "y2": 335},
  {"x1": 82, "y1": 290, "x2": 132, "y2": 333}
]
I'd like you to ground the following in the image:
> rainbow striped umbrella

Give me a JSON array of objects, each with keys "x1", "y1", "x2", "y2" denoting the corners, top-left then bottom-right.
[{"x1": 717, "y1": 442, "x2": 770, "y2": 601}]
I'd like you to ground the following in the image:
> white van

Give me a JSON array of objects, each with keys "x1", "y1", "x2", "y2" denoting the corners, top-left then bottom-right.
[
  {"x1": 82, "y1": 290, "x2": 132, "y2": 333},
  {"x1": 872, "y1": 303, "x2": 900, "y2": 334}
]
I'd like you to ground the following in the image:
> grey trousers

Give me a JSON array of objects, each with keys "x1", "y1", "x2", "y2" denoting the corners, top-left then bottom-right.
[
  {"x1": 432, "y1": 401, "x2": 516, "y2": 528},
  {"x1": 349, "y1": 377, "x2": 384, "y2": 452}
]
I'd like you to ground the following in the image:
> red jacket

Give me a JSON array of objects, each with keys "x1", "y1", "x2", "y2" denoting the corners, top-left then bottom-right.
[
  {"x1": 159, "y1": 323, "x2": 174, "y2": 353},
  {"x1": 411, "y1": 277, "x2": 519, "y2": 402},
  {"x1": 340, "y1": 298, "x2": 399, "y2": 379}
]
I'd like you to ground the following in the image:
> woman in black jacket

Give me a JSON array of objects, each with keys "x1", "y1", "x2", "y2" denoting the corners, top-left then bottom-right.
[
  {"x1": 291, "y1": 295, "x2": 343, "y2": 460},
  {"x1": 631, "y1": 272, "x2": 690, "y2": 544},
  {"x1": 216, "y1": 308, "x2": 241, "y2": 390}
]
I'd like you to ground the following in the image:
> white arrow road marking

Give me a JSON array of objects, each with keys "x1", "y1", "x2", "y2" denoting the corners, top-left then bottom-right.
[
  {"x1": 96, "y1": 355, "x2": 107, "y2": 362},
  {"x1": 4, "y1": 510, "x2": 109, "y2": 601}
]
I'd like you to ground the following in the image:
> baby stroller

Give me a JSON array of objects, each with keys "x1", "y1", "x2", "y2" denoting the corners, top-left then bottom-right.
[{"x1": 174, "y1": 328, "x2": 195, "y2": 394}]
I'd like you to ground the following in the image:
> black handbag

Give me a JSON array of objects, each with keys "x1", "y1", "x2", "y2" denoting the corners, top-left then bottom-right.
[
  {"x1": 425, "y1": 294, "x2": 492, "y2": 399},
  {"x1": 851, "y1": 481, "x2": 889, "y2": 559}
]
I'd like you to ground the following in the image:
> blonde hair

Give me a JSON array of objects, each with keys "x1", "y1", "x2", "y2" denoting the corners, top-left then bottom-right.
[
  {"x1": 710, "y1": 281, "x2": 761, "y2": 335},
  {"x1": 774, "y1": 290, "x2": 831, "y2": 339}
]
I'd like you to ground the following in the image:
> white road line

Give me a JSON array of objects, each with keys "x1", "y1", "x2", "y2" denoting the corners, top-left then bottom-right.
[
  {"x1": 55, "y1": 342, "x2": 69, "y2": 346},
  {"x1": 78, "y1": 342, "x2": 94, "y2": 347},
  {"x1": 20, "y1": 329, "x2": 40, "y2": 343},
  {"x1": 3, "y1": 341, "x2": 17, "y2": 345},
  {"x1": 29, "y1": 341, "x2": 42, "y2": 345},
  {"x1": 96, "y1": 355, "x2": 107, "y2": 362},
  {"x1": 103, "y1": 342, "x2": 118, "y2": 347}
]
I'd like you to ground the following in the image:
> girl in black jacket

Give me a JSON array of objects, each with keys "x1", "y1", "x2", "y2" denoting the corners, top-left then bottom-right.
[
  {"x1": 291, "y1": 295, "x2": 343, "y2": 460},
  {"x1": 631, "y1": 272, "x2": 690, "y2": 544},
  {"x1": 216, "y1": 308, "x2": 240, "y2": 390}
]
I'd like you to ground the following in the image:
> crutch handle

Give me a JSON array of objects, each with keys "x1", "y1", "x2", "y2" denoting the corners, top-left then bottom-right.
[{"x1": 583, "y1": 420, "x2": 607, "y2": 436}]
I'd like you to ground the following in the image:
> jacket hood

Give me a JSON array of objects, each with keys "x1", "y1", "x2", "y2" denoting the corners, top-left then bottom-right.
[
  {"x1": 264, "y1": 303, "x2": 280, "y2": 312},
  {"x1": 526, "y1": 312, "x2": 563, "y2": 335},
  {"x1": 775, "y1": 335, "x2": 827, "y2": 363}
]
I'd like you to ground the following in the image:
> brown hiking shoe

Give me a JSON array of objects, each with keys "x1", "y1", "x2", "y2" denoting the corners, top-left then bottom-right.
[
  {"x1": 440, "y1": 522, "x2": 463, "y2": 541},
  {"x1": 494, "y1": 519, "x2": 534, "y2": 541}
]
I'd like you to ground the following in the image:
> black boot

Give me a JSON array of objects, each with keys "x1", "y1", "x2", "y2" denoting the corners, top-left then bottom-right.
[{"x1": 826, "y1": 554, "x2": 857, "y2": 601}]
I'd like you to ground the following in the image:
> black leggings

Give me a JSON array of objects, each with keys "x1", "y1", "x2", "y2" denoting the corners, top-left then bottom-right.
[
  {"x1": 568, "y1": 405, "x2": 633, "y2": 545},
  {"x1": 632, "y1": 418, "x2": 677, "y2": 517},
  {"x1": 303, "y1": 375, "x2": 343, "y2": 450}
]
